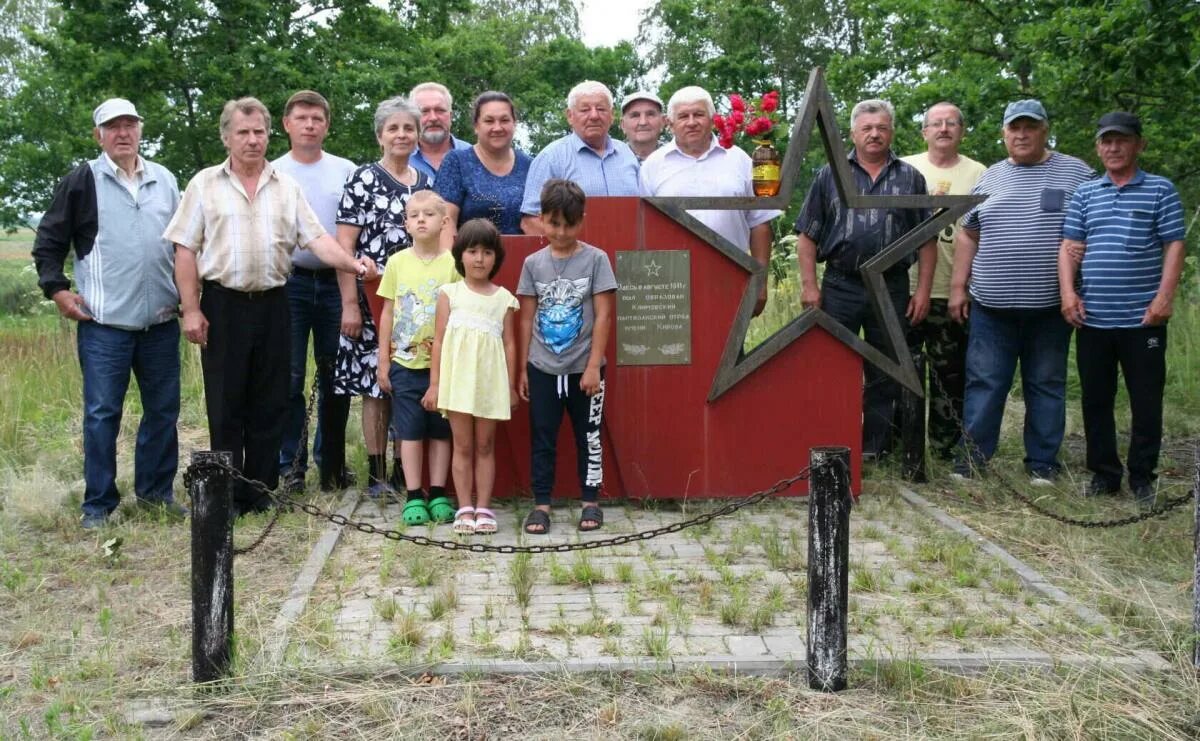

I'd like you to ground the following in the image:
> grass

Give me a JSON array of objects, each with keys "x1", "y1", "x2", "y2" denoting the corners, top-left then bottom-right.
[{"x1": 3, "y1": 229, "x2": 1200, "y2": 736}]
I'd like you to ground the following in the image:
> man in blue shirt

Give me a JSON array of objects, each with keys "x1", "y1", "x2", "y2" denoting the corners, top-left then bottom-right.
[
  {"x1": 1058, "y1": 111, "x2": 1186, "y2": 508},
  {"x1": 409, "y1": 82, "x2": 471, "y2": 181},
  {"x1": 520, "y1": 80, "x2": 641, "y2": 235}
]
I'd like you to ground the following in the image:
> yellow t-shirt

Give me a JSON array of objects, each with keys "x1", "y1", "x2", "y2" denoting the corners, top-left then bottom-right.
[
  {"x1": 376, "y1": 249, "x2": 460, "y2": 369},
  {"x1": 900, "y1": 152, "x2": 987, "y2": 299}
]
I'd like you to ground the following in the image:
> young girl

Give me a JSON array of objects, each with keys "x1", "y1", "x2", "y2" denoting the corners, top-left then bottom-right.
[{"x1": 422, "y1": 219, "x2": 519, "y2": 534}]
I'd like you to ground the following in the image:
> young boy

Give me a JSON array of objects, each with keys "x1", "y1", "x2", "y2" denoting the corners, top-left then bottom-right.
[
  {"x1": 377, "y1": 190, "x2": 460, "y2": 524},
  {"x1": 517, "y1": 179, "x2": 617, "y2": 533}
]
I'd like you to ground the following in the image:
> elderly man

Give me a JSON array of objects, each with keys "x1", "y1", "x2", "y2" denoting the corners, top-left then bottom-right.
[
  {"x1": 948, "y1": 100, "x2": 1094, "y2": 484},
  {"x1": 274, "y1": 90, "x2": 357, "y2": 493},
  {"x1": 900, "y1": 102, "x2": 987, "y2": 461},
  {"x1": 639, "y1": 85, "x2": 780, "y2": 314},
  {"x1": 409, "y1": 82, "x2": 470, "y2": 180},
  {"x1": 1058, "y1": 112, "x2": 1185, "y2": 507},
  {"x1": 165, "y1": 97, "x2": 376, "y2": 516},
  {"x1": 795, "y1": 99, "x2": 936, "y2": 461},
  {"x1": 33, "y1": 98, "x2": 184, "y2": 528},
  {"x1": 620, "y1": 90, "x2": 665, "y2": 162},
  {"x1": 520, "y1": 80, "x2": 641, "y2": 234}
]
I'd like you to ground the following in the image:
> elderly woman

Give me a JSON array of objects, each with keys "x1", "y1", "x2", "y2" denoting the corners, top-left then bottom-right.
[
  {"x1": 434, "y1": 91, "x2": 532, "y2": 238},
  {"x1": 334, "y1": 96, "x2": 433, "y2": 497}
]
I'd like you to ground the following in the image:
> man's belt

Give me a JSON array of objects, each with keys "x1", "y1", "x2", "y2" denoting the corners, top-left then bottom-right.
[
  {"x1": 291, "y1": 265, "x2": 336, "y2": 279},
  {"x1": 202, "y1": 280, "x2": 285, "y2": 300}
]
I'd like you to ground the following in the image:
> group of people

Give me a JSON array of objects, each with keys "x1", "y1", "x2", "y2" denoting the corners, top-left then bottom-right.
[
  {"x1": 32, "y1": 75, "x2": 1184, "y2": 531},
  {"x1": 798, "y1": 97, "x2": 1184, "y2": 509}
]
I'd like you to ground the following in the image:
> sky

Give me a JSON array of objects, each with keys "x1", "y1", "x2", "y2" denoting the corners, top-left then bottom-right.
[{"x1": 578, "y1": 0, "x2": 655, "y2": 48}]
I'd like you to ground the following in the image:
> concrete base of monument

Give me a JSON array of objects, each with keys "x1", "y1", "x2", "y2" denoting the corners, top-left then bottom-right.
[{"x1": 251, "y1": 485, "x2": 1171, "y2": 678}]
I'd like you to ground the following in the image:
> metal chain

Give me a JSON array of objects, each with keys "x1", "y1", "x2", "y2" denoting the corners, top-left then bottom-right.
[
  {"x1": 187, "y1": 458, "x2": 818, "y2": 554},
  {"x1": 925, "y1": 362, "x2": 1195, "y2": 528}
]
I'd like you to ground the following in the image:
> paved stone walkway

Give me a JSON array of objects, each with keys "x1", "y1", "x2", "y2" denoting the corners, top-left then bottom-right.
[{"x1": 272, "y1": 488, "x2": 1167, "y2": 673}]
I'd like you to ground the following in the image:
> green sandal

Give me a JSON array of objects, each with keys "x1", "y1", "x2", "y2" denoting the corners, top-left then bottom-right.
[
  {"x1": 427, "y1": 495, "x2": 456, "y2": 524},
  {"x1": 402, "y1": 498, "x2": 430, "y2": 526}
]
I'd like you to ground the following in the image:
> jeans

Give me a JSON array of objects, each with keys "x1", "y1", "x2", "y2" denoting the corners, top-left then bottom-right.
[
  {"x1": 958, "y1": 305, "x2": 1072, "y2": 475},
  {"x1": 1077, "y1": 325, "x2": 1166, "y2": 489},
  {"x1": 77, "y1": 320, "x2": 180, "y2": 517},
  {"x1": 278, "y1": 268, "x2": 349, "y2": 483},
  {"x1": 527, "y1": 364, "x2": 605, "y2": 505},
  {"x1": 820, "y1": 269, "x2": 911, "y2": 457}
]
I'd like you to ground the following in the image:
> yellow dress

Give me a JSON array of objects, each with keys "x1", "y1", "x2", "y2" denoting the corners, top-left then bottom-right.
[{"x1": 436, "y1": 282, "x2": 519, "y2": 420}]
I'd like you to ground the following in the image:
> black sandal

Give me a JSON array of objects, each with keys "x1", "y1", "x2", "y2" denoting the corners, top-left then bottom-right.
[
  {"x1": 523, "y1": 508, "x2": 551, "y2": 534},
  {"x1": 578, "y1": 504, "x2": 603, "y2": 532}
]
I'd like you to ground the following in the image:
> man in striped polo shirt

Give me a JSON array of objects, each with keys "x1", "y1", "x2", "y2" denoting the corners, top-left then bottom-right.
[
  {"x1": 1058, "y1": 112, "x2": 1186, "y2": 508},
  {"x1": 948, "y1": 99, "x2": 1094, "y2": 484}
]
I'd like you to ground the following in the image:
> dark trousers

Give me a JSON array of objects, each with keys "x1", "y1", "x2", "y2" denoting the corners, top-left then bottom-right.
[
  {"x1": 279, "y1": 267, "x2": 349, "y2": 485},
  {"x1": 821, "y1": 270, "x2": 910, "y2": 457},
  {"x1": 200, "y1": 282, "x2": 290, "y2": 511},
  {"x1": 527, "y1": 364, "x2": 605, "y2": 505},
  {"x1": 906, "y1": 299, "x2": 967, "y2": 459},
  {"x1": 1077, "y1": 324, "x2": 1167, "y2": 489}
]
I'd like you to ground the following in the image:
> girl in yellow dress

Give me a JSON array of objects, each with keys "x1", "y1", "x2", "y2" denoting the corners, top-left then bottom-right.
[{"x1": 423, "y1": 219, "x2": 519, "y2": 534}]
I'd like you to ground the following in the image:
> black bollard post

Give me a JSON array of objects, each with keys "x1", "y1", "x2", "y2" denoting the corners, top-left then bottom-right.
[
  {"x1": 807, "y1": 445, "x2": 852, "y2": 692},
  {"x1": 191, "y1": 450, "x2": 234, "y2": 684},
  {"x1": 1193, "y1": 446, "x2": 1199, "y2": 674}
]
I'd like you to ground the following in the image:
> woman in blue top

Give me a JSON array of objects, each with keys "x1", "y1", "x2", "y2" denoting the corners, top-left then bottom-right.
[{"x1": 435, "y1": 91, "x2": 532, "y2": 240}]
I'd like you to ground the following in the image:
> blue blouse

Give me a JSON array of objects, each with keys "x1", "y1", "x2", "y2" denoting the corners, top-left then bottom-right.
[{"x1": 434, "y1": 146, "x2": 532, "y2": 235}]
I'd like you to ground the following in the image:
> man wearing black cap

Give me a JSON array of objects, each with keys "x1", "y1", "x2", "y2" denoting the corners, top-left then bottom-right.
[
  {"x1": 32, "y1": 98, "x2": 185, "y2": 528},
  {"x1": 948, "y1": 99, "x2": 1094, "y2": 485},
  {"x1": 1058, "y1": 112, "x2": 1186, "y2": 508},
  {"x1": 619, "y1": 90, "x2": 664, "y2": 162}
]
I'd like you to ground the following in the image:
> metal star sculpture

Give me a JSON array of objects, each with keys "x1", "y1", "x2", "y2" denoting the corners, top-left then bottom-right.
[{"x1": 643, "y1": 68, "x2": 985, "y2": 401}]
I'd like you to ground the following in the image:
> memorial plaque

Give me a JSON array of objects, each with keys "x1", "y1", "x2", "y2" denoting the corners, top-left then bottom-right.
[{"x1": 616, "y1": 250, "x2": 691, "y2": 366}]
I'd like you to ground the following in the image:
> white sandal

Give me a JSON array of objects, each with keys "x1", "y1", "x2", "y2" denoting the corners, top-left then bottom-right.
[
  {"x1": 452, "y1": 506, "x2": 476, "y2": 534},
  {"x1": 473, "y1": 507, "x2": 497, "y2": 534}
]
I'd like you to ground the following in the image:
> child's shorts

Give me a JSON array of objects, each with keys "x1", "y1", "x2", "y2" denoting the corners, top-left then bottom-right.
[{"x1": 388, "y1": 364, "x2": 451, "y2": 441}]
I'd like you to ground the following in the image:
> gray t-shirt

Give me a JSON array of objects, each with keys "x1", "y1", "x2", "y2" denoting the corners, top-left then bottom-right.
[
  {"x1": 517, "y1": 242, "x2": 618, "y2": 375},
  {"x1": 272, "y1": 151, "x2": 356, "y2": 270}
]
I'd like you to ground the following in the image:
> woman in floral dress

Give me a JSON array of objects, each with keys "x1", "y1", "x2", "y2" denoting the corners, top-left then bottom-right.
[{"x1": 335, "y1": 96, "x2": 432, "y2": 496}]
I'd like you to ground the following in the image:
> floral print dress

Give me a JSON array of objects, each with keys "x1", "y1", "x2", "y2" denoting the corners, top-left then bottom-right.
[{"x1": 333, "y1": 162, "x2": 431, "y2": 398}]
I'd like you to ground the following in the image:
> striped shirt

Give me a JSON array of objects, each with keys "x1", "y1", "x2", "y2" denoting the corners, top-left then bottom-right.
[
  {"x1": 1063, "y1": 170, "x2": 1185, "y2": 328},
  {"x1": 963, "y1": 152, "x2": 1094, "y2": 309},
  {"x1": 520, "y1": 132, "x2": 640, "y2": 215},
  {"x1": 164, "y1": 159, "x2": 326, "y2": 292}
]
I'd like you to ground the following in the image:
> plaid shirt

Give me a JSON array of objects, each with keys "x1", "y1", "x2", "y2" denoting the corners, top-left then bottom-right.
[{"x1": 164, "y1": 159, "x2": 325, "y2": 291}]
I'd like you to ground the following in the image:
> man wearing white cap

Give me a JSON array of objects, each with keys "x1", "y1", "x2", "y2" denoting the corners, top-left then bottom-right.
[
  {"x1": 33, "y1": 98, "x2": 185, "y2": 529},
  {"x1": 619, "y1": 90, "x2": 664, "y2": 162}
]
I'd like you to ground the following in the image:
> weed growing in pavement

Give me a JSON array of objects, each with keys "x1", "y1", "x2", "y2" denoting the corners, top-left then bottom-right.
[
  {"x1": 427, "y1": 583, "x2": 458, "y2": 621},
  {"x1": 509, "y1": 552, "x2": 535, "y2": 609},
  {"x1": 570, "y1": 552, "x2": 605, "y2": 586}
]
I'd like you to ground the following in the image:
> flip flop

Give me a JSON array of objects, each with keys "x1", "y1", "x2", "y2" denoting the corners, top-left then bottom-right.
[
  {"x1": 474, "y1": 507, "x2": 497, "y2": 534},
  {"x1": 523, "y1": 508, "x2": 551, "y2": 534},
  {"x1": 578, "y1": 504, "x2": 603, "y2": 532},
  {"x1": 427, "y1": 495, "x2": 456, "y2": 524},
  {"x1": 402, "y1": 498, "x2": 430, "y2": 526},
  {"x1": 453, "y1": 506, "x2": 476, "y2": 534}
]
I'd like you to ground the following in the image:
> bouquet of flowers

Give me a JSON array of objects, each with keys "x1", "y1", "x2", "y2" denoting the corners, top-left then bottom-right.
[{"x1": 713, "y1": 90, "x2": 782, "y2": 149}]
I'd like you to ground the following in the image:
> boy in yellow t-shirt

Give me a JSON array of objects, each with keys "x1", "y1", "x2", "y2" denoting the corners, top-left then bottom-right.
[{"x1": 377, "y1": 191, "x2": 461, "y2": 525}]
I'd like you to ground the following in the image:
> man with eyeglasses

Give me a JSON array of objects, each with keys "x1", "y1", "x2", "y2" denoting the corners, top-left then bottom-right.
[
  {"x1": 409, "y1": 82, "x2": 471, "y2": 181},
  {"x1": 900, "y1": 102, "x2": 986, "y2": 461}
]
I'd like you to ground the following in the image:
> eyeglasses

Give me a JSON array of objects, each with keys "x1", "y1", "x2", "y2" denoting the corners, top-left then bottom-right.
[{"x1": 924, "y1": 119, "x2": 962, "y2": 129}]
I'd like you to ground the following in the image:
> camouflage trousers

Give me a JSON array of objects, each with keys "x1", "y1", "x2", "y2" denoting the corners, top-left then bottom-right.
[{"x1": 906, "y1": 299, "x2": 967, "y2": 459}]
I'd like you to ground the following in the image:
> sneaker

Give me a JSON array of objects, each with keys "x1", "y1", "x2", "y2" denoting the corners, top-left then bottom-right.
[
  {"x1": 138, "y1": 499, "x2": 189, "y2": 519},
  {"x1": 366, "y1": 481, "x2": 395, "y2": 500},
  {"x1": 949, "y1": 471, "x2": 970, "y2": 482},
  {"x1": 81, "y1": 512, "x2": 109, "y2": 529},
  {"x1": 281, "y1": 472, "x2": 306, "y2": 495},
  {"x1": 1083, "y1": 477, "x2": 1120, "y2": 497},
  {"x1": 1028, "y1": 468, "x2": 1057, "y2": 488},
  {"x1": 1132, "y1": 483, "x2": 1157, "y2": 510}
]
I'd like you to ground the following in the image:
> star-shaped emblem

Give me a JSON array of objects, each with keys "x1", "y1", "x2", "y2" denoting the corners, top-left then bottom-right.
[
  {"x1": 643, "y1": 259, "x2": 663, "y2": 277},
  {"x1": 643, "y1": 68, "x2": 984, "y2": 401}
]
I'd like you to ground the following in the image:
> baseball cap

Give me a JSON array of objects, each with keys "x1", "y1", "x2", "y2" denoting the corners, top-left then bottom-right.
[
  {"x1": 93, "y1": 98, "x2": 142, "y2": 126},
  {"x1": 1096, "y1": 111, "x2": 1141, "y2": 138},
  {"x1": 621, "y1": 90, "x2": 663, "y2": 113},
  {"x1": 1002, "y1": 99, "x2": 1047, "y2": 126}
]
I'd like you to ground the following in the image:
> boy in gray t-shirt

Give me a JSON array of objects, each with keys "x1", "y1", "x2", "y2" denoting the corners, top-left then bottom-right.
[{"x1": 517, "y1": 180, "x2": 617, "y2": 534}]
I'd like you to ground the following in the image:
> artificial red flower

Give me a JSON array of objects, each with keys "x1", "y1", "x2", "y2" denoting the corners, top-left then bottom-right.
[
  {"x1": 713, "y1": 114, "x2": 726, "y2": 130},
  {"x1": 730, "y1": 110, "x2": 745, "y2": 126},
  {"x1": 729, "y1": 94, "x2": 746, "y2": 112},
  {"x1": 760, "y1": 95, "x2": 778, "y2": 113},
  {"x1": 718, "y1": 133, "x2": 734, "y2": 149}
]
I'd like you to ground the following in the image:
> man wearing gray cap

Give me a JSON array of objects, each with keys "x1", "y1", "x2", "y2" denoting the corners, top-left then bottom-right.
[
  {"x1": 1058, "y1": 112, "x2": 1186, "y2": 507},
  {"x1": 32, "y1": 98, "x2": 184, "y2": 528},
  {"x1": 619, "y1": 90, "x2": 664, "y2": 162},
  {"x1": 948, "y1": 99, "x2": 1094, "y2": 484}
]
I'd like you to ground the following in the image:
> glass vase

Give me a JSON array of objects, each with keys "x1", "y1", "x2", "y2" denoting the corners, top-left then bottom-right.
[{"x1": 751, "y1": 140, "x2": 782, "y2": 197}]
